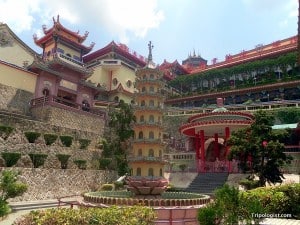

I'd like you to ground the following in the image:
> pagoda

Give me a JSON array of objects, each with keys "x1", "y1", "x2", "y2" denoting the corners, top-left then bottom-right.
[
  {"x1": 127, "y1": 42, "x2": 168, "y2": 195},
  {"x1": 28, "y1": 16, "x2": 105, "y2": 117}
]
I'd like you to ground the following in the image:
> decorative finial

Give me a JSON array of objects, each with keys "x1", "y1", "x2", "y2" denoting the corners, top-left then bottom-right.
[{"x1": 148, "y1": 41, "x2": 153, "y2": 62}]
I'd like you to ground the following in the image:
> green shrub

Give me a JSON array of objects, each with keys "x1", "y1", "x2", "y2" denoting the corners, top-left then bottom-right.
[
  {"x1": 78, "y1": 138, "x2": 91, "y2": 149},
  {"x1": 59, "y1": 135, "x2": 73, "y2": 147},
  {"x1": 243, "y1": 184, "x2": 300, "y2": 219},
  {"x1": 0, "y1": 170, "x2": 27, "y2": 217},
  {"x1": 239, "y1": 178, "x2": 260, "y2": 190},
  {"x1": 43, "y1": 133, "x2": 58, "y2": 145},
  {"x1": 73, "y1": 159, "x2": 87, "y2": 170},
  {"x1": 100, "y1": 183, "x2": 114, "y2": 191},
  {"x1": 0, "y1": 125, "x2": 14, "y2": 140},
  {"x1": 13, "y1": 206, "x2": 156, "y2": 225},
  {"x1": 28, "y1": 153, "x2": 48, "y2": 168},
  {"x1": 1, "y1": 152, "x2": 21, "y2": 167},
  {"x1": 99, "y1": 158, "x2": 112, "y2": 169},
  {"x1": 24, "y1": 131, "x2": 41, "y2": 143},
  {"x1": 56, "y1": 154, "x2": 71, "y2": 169},
  {"x1": 198, "y1": 203, "x2": 221, "y2": 225}
]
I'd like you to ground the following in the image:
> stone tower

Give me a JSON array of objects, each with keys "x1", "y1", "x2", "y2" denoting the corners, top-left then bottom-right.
[{"x1": 127, "y1": 42, "x2": 168, "y2": 195}]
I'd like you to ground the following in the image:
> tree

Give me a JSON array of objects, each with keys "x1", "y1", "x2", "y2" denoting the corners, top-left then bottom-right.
[
  {"x1": 100, "y1": 100, "x2": 136, "y2": 175},
  {"x1": 228, "y1": 110, "x2": 292, "y2": 186},
  {"x1": 0, "y1": 170, "x2": 27, "y2": 216}
]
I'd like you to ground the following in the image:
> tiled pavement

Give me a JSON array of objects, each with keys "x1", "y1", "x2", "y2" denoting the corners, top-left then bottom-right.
[{"x1": 261, "y1": 218, "x2": 300, "y2": 225}]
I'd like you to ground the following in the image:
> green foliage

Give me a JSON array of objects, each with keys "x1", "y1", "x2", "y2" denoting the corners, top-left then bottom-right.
[
  {"x1": 239, "y1": 178, "x2": 260, "y2": 190},
  {"x1": 0, "y1": 170, "x2": 27, "y2": 217},
  {"x1": 28, "y1": 153, "x2": 48, "y2": 168},
  {"x1": 178, "y1": 164, "x2": 187, "y2": 172},
  {"x1": 56, "y1": 154, "x2": 71, "y2": 169},
  {"x1": 99, "y1": 158, "x2": 112, "y2": 170},
  {"x1": 228, "y1": 110, "x2": 292, "y2": 186},
  {"x1": 276, "y1": 108, "x2": 300, "y2": 124},
  {"x1": 100, "y1": 183, "x2": 114, "y2": 191},
  {"x1": 24, "y1": 131, "x2": 41, "y2": 143},
  {"x1": 198, "y1": 203, "x2": 221, "y2": 225},
  {"x1": 78, "y1": 138, "x2": 91, "y2": 149},
  {"x1": 1, "y1": 152, "x2": 21, "y2": 167},
  {"x1": 14, "y1": 206, "x2": 156, "y2": 225},
  {"x1": 73, "y1": 159, "x2": 87, "y2": 170},
  {"x1": 242, "y1": 183, "x2": 300, "y2": 219},
  {"x1": 198, "y1": 184, "x2": 265, "y2": 225},
  {"x1": 43, "y1": 133, "x2": 58, "y2": 145},
  {"x1": 0, "y1": 125, "x2": 14, "y2": 140},
  {"x1": 59, "y1": 135, "x2": 73, "y2": 147}
]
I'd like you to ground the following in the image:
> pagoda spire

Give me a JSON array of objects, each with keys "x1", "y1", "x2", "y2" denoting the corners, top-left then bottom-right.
[{"x1": 146, "y1": 41, "x2": 155, "y2": 68}]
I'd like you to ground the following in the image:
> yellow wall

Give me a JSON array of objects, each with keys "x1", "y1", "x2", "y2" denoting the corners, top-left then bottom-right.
[
  {"x1": 131, "y1": 163, "x2": 164, "y2": 177},
  {"x1": 0, "y1": 39, "x2": 34, "y2": 67},
  {"x1": 57, "y1": 43, "x2": 81, "y2": 58},
  {"x1": 0, "y1": 62, "x2": 37, "y2": 92}
]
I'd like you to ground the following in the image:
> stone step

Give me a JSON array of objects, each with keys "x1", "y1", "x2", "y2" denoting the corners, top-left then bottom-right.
[{"x1": 0, "y1": 109, "x2": 33, "y2": 121}]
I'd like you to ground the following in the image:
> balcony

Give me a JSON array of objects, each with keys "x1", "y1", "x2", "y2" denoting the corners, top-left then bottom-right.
[
  {"x1": 132, "y1": 138, "x2": 163, "y2": 144},
  {"x1": 127, "y1": 156, "x2": 165, "y2": 163}
]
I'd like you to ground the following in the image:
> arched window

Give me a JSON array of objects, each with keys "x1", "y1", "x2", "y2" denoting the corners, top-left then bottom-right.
[
  {"x1": 149, "y1": 115, "x2": 154, "y2": 123},
  {"x1": 140, "y1": 115, "x2": 144, "y2": 122},
  {"x1": 149, "y1": 149, "x2": 154, "y2": 157},
  {"x1": 138, "y1": 149, "x2": 142, "y2": 156},
  {"x1": 42, "y1": 88, "x2": 50, "y2": 97},
  {"x1": 149, "y1": 86, "x2": 154, "y2": 92},
  {"x1": 137, "y1": 168, "x2": 141, "y2": 176},
  {"x1": 141, "y1": 87, "x2": 146, "y2": 92},
  {"x1": 159, "y1": 168, "x2": 163, "y2": 176},
  {"x1": 148, "y1": 168, "x2": 154, "y2": 176},
  {"x1": 82, "y1": 100, "x2": 90, "y2": 112},
  {"x1": 149, "y1": 100, "x2": 154, "y2": 107},
  {"x1": 159, "y1": 150, "x2": 162, "y2": 157},
  {"x1": 114, "y1": 96, "x2": 119, "y2": 102},
  {"x1": 150, "y1": 74, "x2": 154, "y2": 80},
  {"x1": 113, "y1": 78, "x2": 118, "y2": 86},
  {"x1": 149, "y1": 131, "x2": 154, "y2": 139},
  {"x1": 143, "y1": 75, "x2": 147, "y2": 80},
  {"x1": 138, "y1": 131, "x2": 143, "y2": 139},
  {"x1": 141, "y1": 100, "x2": 145, "y2": 106}
]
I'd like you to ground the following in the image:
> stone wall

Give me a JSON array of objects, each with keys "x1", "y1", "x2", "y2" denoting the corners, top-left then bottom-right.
[
  {"x1": 4, "y1": 167, "x2": 117, "y2": 201},
  {"x1": 31, "y1": 105, "x2": 105, "y2": 135},
  {"x1": 0, "y1": 83, "x2": 33, "y2": 115}
]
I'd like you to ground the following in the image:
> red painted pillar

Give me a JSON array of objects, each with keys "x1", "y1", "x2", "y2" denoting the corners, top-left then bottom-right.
[
  {"x1": 214, "y1": 133, "x2": 219, "y2": 159},
  {"x1": 200, "y1": 130, "x2": 205, "y2": 172},
  {"x1": 225, "y1": 127, "x2": 231, "y2": 172},
  {"x1": 194, "y1": 133, "x2": 200, "y2": 172}
]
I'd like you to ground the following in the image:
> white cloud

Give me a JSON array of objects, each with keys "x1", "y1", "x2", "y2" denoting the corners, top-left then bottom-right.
[
  {"x1": 0, "y1": 0, "x2": 164, "y2": 44},
  {"x1": 0, "y1": 0, "x2": 40, "y2": 32}
]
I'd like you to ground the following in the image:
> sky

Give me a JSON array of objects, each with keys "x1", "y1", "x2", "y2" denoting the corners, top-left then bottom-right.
[{"x1": 0, "y1": 0, "x2": 298, "y2": 65}]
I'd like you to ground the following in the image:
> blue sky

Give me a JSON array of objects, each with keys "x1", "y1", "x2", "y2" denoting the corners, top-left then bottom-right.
[{"x1": 0, "y1": 0, "x2": 297, "y2": 65}]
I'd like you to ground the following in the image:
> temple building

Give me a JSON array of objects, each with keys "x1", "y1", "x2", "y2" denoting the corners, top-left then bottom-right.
[{"x1": 127, "y1": 42, "x2": 168, "y2": 195}]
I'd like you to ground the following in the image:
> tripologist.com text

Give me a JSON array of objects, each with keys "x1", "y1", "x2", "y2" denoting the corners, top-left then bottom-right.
[{"x1": 252, "y1": 213, "x2": 292, "y2": 219}]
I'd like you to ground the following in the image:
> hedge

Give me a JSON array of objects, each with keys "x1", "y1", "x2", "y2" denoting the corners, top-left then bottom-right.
[
  {"x1": 78, "y1": 138, "x2": 91, "y2": 149},
  {"x1": 0, "y1": 125, "x2": 14, "y2": 140},
  {"x1": 59, "y1": 135, "x2": 73, "y2": 147},
  {"x1": 73, "y1": 159, "x2": 87, "y2": 170},
  {"x1": 56, "y1": 154, "x2": 71, "y2": 169},
  {"x1": 28, "y1": 153, "x2": 48, "y2": 168},
  {"x1": 43, "y1": 133, "x2": 58, "y2": 145},
  {"x1": 24, "y1": 131, "x2": 41, "y2": 143},
  {"x1": 1, "y1": 152, "x2": 21, "y2": 167}
]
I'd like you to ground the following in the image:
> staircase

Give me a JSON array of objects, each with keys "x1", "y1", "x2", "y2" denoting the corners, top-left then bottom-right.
[{"x1": 185, "y1": 173, "x2": 228, "y2": 194}]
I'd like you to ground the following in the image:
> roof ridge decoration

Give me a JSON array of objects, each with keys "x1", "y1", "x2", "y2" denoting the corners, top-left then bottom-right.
[{"x1": 145, "y1": 41, "x2": 156, "y2": 69}]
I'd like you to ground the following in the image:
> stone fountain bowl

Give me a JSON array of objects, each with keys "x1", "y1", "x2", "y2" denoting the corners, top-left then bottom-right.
[{"x1": 126, "y1": 176, "x2": 168, "y2": 195}]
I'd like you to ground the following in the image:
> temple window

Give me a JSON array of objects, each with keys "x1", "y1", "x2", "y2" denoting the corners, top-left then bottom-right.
[
  {"x1": 141, "y1": 87, "x2": 146, "y2": 92},
  {"x1": 82, "y1": 100, "x2": 90, "y2": 112},
  {"x1": 137, "y1": 168, "x2": 141, "y2": 176},
  {"x1": 149, "y1": 100, "x2": 154, "y2": 107},
  {"x1": 114, "y1": 96, "x2": 119, "y2": 102},
  {"x1": 42, "y1": 88, "x2": 50, "y2": 97},
  {"x1": 47, "y1": 51, "x2": 51, "y2": 57},
  {"x1": 66, "y1": 53, "x2": 71, "y2": 57},
  {"x1": 141, "y1": 100, "x2": 145, "y2": 106},
  {"x1": 138, "y1": 149, "x2": 142, "y2": 156},
  {"x1": 140, "y1": 115, "x2": 144, "y2": 122},
  {"x1": 149, "y1": 149, "x2": 154, "y2": 157},
  {"x1": 149, "y1": 131, "x2": 154, "y2": 139},
  {"x1": 159, "y1": 150, "x2": 162, "y2": 157},
  {"x1": 159, "y1": 168, "x2": 163, "y2": 176},
  {"x1": 150, "y1": 74, "x2": 154, "y2": 80},
  {"x1": 148, "y1": 168, "x2": 154, "y2": 176},
  {"x1": 138, "y1": 131, "x2": 143, "y2": 139},
  {"x1": 149, "y1": 86, "x2": 154, "y2": 92},
  {"x1": 113, "y1": 78, "x2": 118, "y2": 86},
  {"x1": 143, "y1": 75, "x2": 147, "y2": 80},
  {"x1": 149, "y1": 115, "x2": 154, "y2": 123},
  {"x1": 126, "y1": 80, "x2": 132, "y2": 88}
]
